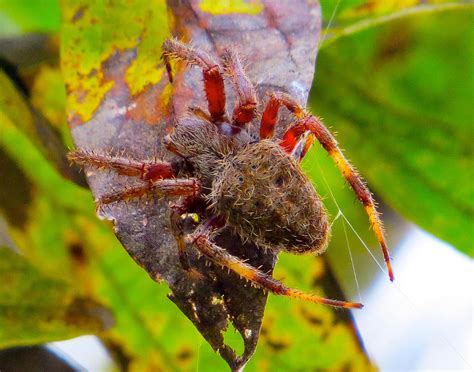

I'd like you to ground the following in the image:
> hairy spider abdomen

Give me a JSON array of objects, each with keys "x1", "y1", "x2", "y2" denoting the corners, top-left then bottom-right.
[{"x1": 211, "y1": 140, "x2": 330, "y2": 254}]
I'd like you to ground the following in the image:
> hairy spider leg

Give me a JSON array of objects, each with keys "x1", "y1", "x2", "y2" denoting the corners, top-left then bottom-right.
[
  {"x1": 69, "y1": 149, "x2": 175, "y2": 182},
  {"x1": 162, "y1": 39, "x2": 227, "y2": 122},
  {"x1": 69, "y1": 148, "x2": 200, "y2": 208},
  {"x1": 282, "y1": 116, "x2": 395, "y2": 281},
  {"x1": 260, "y1": 92, "x2": 306, "y2": 139},
  {"x1": 221, "y1": 48, "x2": 257, "y2": 127},
  {"x1": 186, "y1": 216, "x2": 363, "y2": 309},
  {"x1": 289, "y1": 130, "x2": 315, "y2": 162},
  {"x1": 187, "y1": 106, "x2": 213, "y2": 122},
  {"x1": 96, "y1": 178, "x2": 200, "y2": 207},
  {"x1": 170, "y1": 195, "x2": 206, "y2": 277},
  {"x1": 257, "y1": 92, "x2": 394, "y2": 281}
]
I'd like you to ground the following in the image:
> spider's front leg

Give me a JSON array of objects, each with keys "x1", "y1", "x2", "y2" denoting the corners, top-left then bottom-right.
[
  {"x1": 96, "y1": 178, "x2": 200, "y2": 207},
  {"x1": 260, "y1": 92, "x2": 305, "y2": 139},
  {"x1": 185, "y1": 216, "x2": 363, "y2": 309},
  {"x1": 221, "y1": 49, "x2": 257, "y2": 128},
  {"x1": 162, "y1": 39, "x2": 227, "y2": 122}
]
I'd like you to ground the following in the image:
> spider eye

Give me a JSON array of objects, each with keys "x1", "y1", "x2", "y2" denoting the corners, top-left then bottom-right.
[
  {"x1": 238, "y1": 175, "x2": 244, "y2": 183},
  {"x1": 251, "y1": 164, "x2": 257, "y2": 170}
]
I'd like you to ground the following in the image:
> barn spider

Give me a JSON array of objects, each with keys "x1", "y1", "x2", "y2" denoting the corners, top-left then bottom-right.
[{"x1": 70, "y1": 39, "x2": 394, "y2": 309}]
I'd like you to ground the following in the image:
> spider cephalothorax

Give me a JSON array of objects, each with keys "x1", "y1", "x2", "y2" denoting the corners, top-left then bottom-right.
[{"x1": 70, "y1": 39, "x2": 394, "y2": 309}]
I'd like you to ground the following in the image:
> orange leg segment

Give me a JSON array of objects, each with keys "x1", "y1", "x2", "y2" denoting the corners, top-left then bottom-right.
[{"x1": 186, "y1": 216, "x2": 363, "y2": 309}]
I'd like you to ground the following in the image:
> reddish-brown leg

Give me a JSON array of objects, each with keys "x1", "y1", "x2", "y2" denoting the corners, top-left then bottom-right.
[
  {"x1": 97, "y1": 178, "x2": 200, "y2": 207},
  {"x1": 69, "y1": 147, "x2": 200, "y2": 207},
  {"x1": 286, "y1": 131, "x2": 315, "y2": 162},
  {"x1": 185, "y1": 216, "x2": 363, "y2": 309},
  {"x1": 282, "y1": 116, "x2": 394, "y2": 281},
  {"x1": 260, "y1": 92, "x2": 306, "y2": 139},
  {"x1": 169, "y1": 195, "x2": 205, "y2": 274},
  {"x1": 259, "y1": 92, "x2": 394, "y2": 280},
  {"x1": 221, "y1": 49, "x2": 257, "y2": 127},
  {"x1": 162, "y1": 39, "x2": 227, "y2": 122},
  {"x1": 69, "y1": 149, "x2": 176, "y2": 182}
]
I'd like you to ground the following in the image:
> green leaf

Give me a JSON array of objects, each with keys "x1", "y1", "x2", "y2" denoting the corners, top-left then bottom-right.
[
  {"x1": 0, "y1": 111, "x2": 205, "y2": 370},
  {"x1": 60, "y1": 0, "x2": 170, "y2": 123},
  {"x1": 319, "y1": 0, "x2": 472, "y2": 47},
  {"x1": 30, "y1": 64, "x2": 72, "y2": 146},
  {"x1": 246, "y1": 255, "x2": 374, "y2": 371},
  {"x1": 0, "y1": 70, "x2": 85, "y2": 185},
  {"x1": 0, "y1": 246, "x2": 110, "y2": 348},
  {"x1": 0, "y1": 0, "x2": 61, "y2": 35},
  {"x1": 310, "y1": 9, "x2": 473, "y2": 255}
]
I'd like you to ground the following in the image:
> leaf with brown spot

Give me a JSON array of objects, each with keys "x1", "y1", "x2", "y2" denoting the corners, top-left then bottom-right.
[{"x1": 0, "y1": 246, "x2": 112, "y2": 348}]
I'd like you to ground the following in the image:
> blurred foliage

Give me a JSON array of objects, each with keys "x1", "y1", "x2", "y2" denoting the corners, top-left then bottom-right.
[
  {"x1": 0, "y1": 246, "x2": 109, "y2": 347},
  {"x1": 320, "y1": 0, "x2": 472, "y2": 46},
  {"x1": 0, "y1": 67, "x2": 84, "y2": 185},
  {"x1": 0, "y1": 116, "x2": 210, "y2": 370},
  {"x1": 311, "y1": 8, "x2": 474, "y2": 255},
  {"x1": 0, "y1": 0, "x2": 60, "y2": 35},
  {"x1": 0, "y1": 0, "x2": 472, "y2": 370}
]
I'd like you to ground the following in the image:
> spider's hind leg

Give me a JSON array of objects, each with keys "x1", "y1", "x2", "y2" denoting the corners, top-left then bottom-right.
[
  {"x1": 186, "y1": 216, "x2": 363, "y2": 309},
  {"x1": 281, "y1": 115, "x2": 394, "y2": 281}
]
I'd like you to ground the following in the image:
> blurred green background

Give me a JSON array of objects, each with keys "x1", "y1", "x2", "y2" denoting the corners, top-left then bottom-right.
[{"x1": 0, "y1": 0, "x2": 472, "y2": 370}]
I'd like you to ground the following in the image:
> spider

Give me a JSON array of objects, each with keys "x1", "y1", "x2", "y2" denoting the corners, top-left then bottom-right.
[{"x1": 69, "y1": 39, "x2": 394, "y2": 309}]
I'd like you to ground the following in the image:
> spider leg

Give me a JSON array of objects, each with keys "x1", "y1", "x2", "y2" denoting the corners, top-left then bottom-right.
[
  {"x1": 169, "y1": 195, "x2": 206, "y2": 278},
  {"x1": 185, "y1": 216, "x2": 363, "y2": 309},
  {"x1": 260, "y1": 92, "x2": 305, "y2": 139},
  {"x1": 282, "y1": 115, "x2": 395, "y2": 281},
  {"x1": 259, "y1": 91, "x2": 313, "y2": 159},
  {"x1": 97, "y1": 178, "x2": 200, "y2": 207},
  {"x1": 289, "y1": 131, "x2": 315, "y2": 162},
  {"x1": 69, "y1": 149, "x2": 177, "y2": 182},
  {"x1": 221, "y1": 48, "x2": 257, "y2": 127},
  {"x1": 162, "y1": 39, "x2": 226, "y2": 122},
  {"x1": 187, "y1": 105, "x2": 212, "y2": 122}
]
